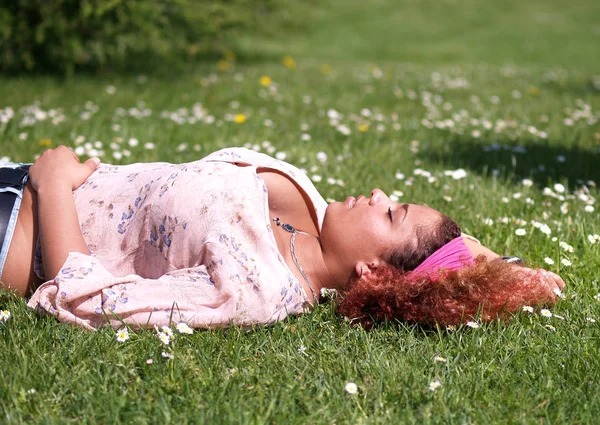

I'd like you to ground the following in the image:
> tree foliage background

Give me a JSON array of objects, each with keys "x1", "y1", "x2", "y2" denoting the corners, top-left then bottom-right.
[{"x1": 0, "y1": 0, "x2": 313, "y2": 75}]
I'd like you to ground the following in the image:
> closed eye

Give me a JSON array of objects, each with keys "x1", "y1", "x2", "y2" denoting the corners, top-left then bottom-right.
[{"x1": 387, "y1": 206, "x2": 393, "y2": 222}]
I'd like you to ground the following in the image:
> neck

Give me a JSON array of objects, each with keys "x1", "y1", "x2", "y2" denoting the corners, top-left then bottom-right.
[
  {"x1": 291, "y1": 232, "x2": 347, "y2": 299},
  {"x1": 273, "y1": 217, "x2": 351, "y2": 301}
]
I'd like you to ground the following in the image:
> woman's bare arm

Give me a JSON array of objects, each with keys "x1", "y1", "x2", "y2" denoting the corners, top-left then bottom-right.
[
  {"x1": 28, "y1": 146, "x2": 100, "y2": 279},
  {"x1": 36, "y1": 184, "x2": 91, "y2": 279},
  {"x1": 462, "y1": 237, "x2": 501, "y2": 260}
]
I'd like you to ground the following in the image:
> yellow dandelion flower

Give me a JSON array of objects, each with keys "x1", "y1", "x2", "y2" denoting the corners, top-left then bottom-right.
[
  {"x1": 224, "y1": 50, "x2": 236, "y2": 61},
  {"x1": 234, "y1": 114, "x2": 246, "y2": 124},
  {"x1": 217, "y1": 60, "x2": 230, "y2": 72},
  {"x1": 358, "y1": 123, "x2": 369, "y2": 132},
  {"x1": 320, "y1": 64, "x2": 332, "y2": 75},
  {"x1": 528, "y1": 86, "x2": 540, "y2": 96},
  {"x1": 283, "y1": 56, "x2": 296, "y2": 69},
  {"x1": 40, "y1": 138, "x2": 53, "y2": 147},
  {"x1": 187, "y1": 44, "x2": 200, "y2": 57},
  {"x1": 259, "y1": 76, "x2": 272, "y2": 87}
]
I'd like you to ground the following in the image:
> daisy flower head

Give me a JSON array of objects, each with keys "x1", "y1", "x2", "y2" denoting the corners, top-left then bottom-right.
[
  {"x1": 433, "y1": 355, "x2": 447, "y2": 363},
  {"x1": 515, "y1": 228, "x2": 527, "y2": 236},
  {"x1": 429, "y1": 380, "x2": 442, "y2": 391},
  {"x1": 344, "y1": 382, "x2": 358, "y2": 395},
  {"x1": 540, "y1": 309, "x2": 553, "y2": 318},
  {"x1": 161, "y1": 326, "x2": 174, "y2": 338},
  {"x1": 560, "y1": 258, "x2": 572, "y2": 267},
  {"x1": 522, "y1": 305, "x2": 534, "y2": 313},
  {"x1": 544, "y1": 257, "x2": 555, "y2": 265},
  {"x1": 316, "y1": 151, "x2": 328, "y2": 163},
  {"x1": 320, "y1": 287, "x2": 337, "y2": 299},
  {"x1": 176, "y1": 322, "x2": 194, "y2": 335},
  {"x1": 115, "y1": 327, "x2": 130, "y2": 342},
  {"x1": 161, "y1": 351, "x2": 174, "y2": 360},
  {"x1": 0, "y1": 309, "x2": 11, "y2": 322},
  {"x1": 559, "y1": 242, "x2": 574, "y2": 253},
  {"x1": 545, "y1": 324, "x2": 556, "y2": 332},
  {"x1": 158, "y1": 332, "x2": 171, "y2": 345},
  {"x1": 539, "y1": 224, "x2": 552, "y2": 235},
  {"x1": 466, "y1": 321, "x2": 480, "y2": 329}
]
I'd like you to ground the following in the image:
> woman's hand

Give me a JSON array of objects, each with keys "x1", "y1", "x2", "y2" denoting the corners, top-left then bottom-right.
[
  {"x1": 522, "y1": 267, "x2": 566, "y2": 299},
  {"x1": 28, "y1": 145, "x2": 100, "y2": 192}
]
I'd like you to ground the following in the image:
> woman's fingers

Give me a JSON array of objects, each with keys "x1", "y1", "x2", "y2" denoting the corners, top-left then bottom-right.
[
  {"x1": 535, "y1": 269, "x2": 566, "y2": 300},
  {"x1": 520, "y1": 268, "x2": 566, "y2": 301},
  {"x1": 548, "y1": 271, "x2": 566, "y2": 290},
  {"x1": 29, "y1": 146, "x2": 100, "y2": 191},
  {"x1": 81, "y1": 157, "x2": 101, "y2": 178}
]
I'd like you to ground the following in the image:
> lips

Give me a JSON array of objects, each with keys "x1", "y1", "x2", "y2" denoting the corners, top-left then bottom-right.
[{"x1": 346, "y1": 196, "x2": 356, "y2": 208}]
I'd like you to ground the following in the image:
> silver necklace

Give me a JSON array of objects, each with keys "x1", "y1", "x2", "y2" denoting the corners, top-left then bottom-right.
[{"x1": 273, "y1": 217, "x2": 318, "y2": 303}]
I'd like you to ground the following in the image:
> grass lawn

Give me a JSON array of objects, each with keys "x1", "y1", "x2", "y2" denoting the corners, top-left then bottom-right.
[{"x1": 1, "y1": 0, "x2": 600, "y2": 423}]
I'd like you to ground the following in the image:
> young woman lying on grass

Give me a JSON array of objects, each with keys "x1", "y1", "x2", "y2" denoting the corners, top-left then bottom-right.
[{"x1": 0, "y1": 146, "x2": 564, "y2": 330}]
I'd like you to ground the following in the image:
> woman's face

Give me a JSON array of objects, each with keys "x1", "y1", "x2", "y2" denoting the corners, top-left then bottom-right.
[{"x1": 320, "y1": 189, "x2": 443, "y2": 275}]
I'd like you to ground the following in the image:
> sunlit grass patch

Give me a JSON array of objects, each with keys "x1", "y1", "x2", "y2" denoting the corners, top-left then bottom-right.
[{"x1": 2, "y1": 0, "x2": 600, "y2": 422}]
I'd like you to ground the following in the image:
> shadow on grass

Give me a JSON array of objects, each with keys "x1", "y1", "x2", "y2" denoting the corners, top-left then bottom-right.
[{"x1": 421, "y1": 136, "x2": 600, "y2": 190}]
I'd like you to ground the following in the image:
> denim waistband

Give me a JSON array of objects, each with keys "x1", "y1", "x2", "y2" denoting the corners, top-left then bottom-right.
[{"x1": 0, "y1": 162, "x2": 30, "y2": 279}]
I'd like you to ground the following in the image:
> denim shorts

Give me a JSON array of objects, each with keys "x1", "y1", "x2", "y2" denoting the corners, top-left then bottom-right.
[{"x1": 0, "y1": 161, "x2": 30, "y2": 279}]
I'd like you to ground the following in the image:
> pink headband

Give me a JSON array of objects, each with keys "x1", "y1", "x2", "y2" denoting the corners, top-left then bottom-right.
[{"x1": 409, "y1": 236, "x2": 473, "y2": 281}]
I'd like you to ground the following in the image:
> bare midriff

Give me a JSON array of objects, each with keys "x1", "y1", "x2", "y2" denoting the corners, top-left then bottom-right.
[{"x1": 1, "y1": 182, "x2": 42, "y2": 296}]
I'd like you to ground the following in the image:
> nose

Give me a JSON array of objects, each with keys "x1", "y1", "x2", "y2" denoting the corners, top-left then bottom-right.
[{"x1": 369, "y1": 188, "x2": 388, "y2": 205}]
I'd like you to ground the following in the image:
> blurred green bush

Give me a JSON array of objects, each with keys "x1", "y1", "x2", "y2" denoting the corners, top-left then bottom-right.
[{"x1": 0, "y1": 0, "x2": 312, "y2": 75}]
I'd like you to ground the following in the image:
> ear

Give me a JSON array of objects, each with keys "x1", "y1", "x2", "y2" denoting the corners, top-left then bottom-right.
[{"x1": 355, "y1": 260, "x2": 384, "y2": 279}]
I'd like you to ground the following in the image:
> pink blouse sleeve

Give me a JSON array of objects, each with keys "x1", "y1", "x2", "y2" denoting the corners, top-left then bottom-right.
[{"x1": 27, "y1": 249, "x2": 280, "y2": 330}]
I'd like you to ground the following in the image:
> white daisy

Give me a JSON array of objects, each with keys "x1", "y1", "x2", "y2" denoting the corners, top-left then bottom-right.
[
  {"x1": 158, "y1": 332, "x2": 171, "y2": 345},
  {"x1": 0, "y1": 310, "x2": 11, "y2": 322},
  {"x1": 176, "y1": 322, "x2": 194, "y2": 335},
  {"x1": 522, "y1": 306, "x2": 534, "y2": 313},
  {"x1": 115, "y1": 327, "x2": 130, "y2": 342},
  {"x1": 429, "y1": 380, "x2": 442, "y2": 391},
  {"x1": 344, "y1": 382, "x2": 358, "y2": 395}
]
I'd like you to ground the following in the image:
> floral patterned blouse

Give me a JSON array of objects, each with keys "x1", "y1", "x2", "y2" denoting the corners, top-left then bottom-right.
[{"x1": 27, "y1": 147, "x2": 328, "y2": 330}]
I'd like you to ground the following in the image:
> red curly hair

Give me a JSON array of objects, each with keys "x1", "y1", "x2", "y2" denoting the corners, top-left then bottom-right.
[{"x1": 336, "y1": 215, "x2": 556, "y2": 328}]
